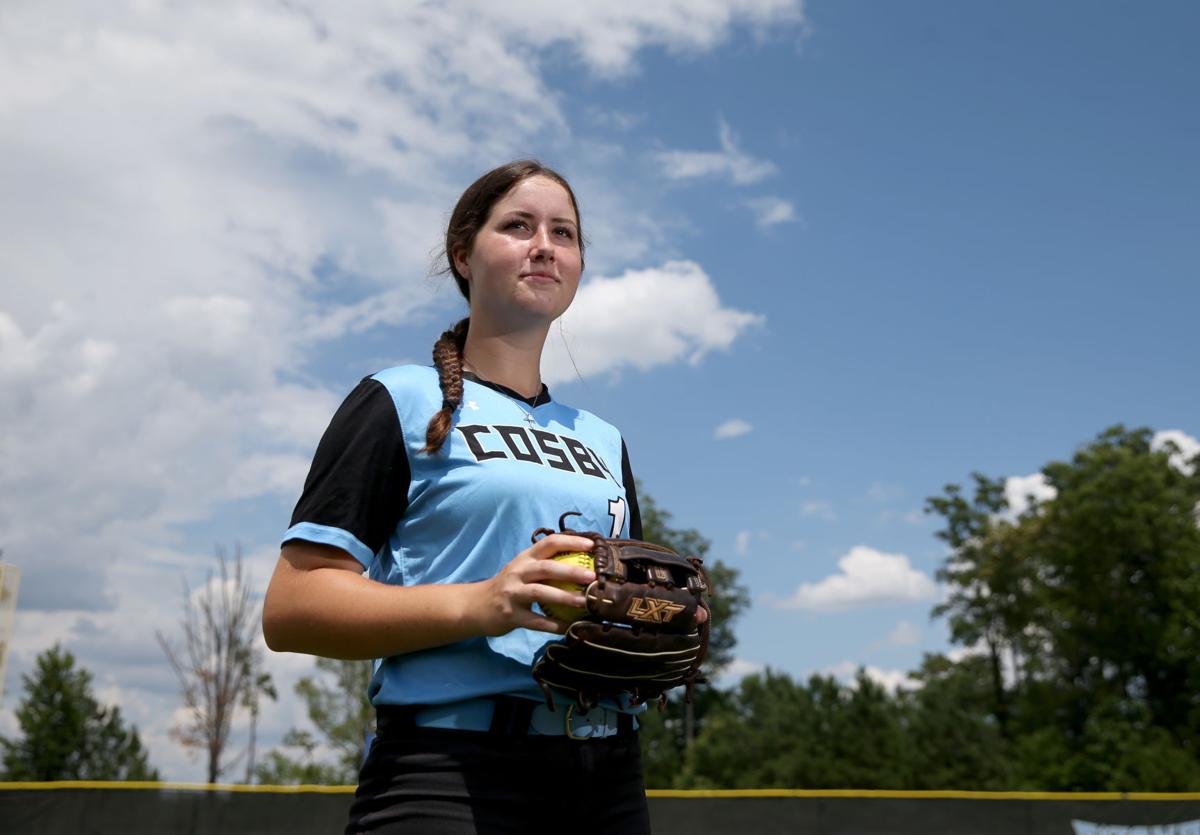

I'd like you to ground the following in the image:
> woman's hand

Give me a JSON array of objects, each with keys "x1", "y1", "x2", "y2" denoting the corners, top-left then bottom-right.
[{"x1": 471, "y1": 533, "x2": 597, "y2": 636}]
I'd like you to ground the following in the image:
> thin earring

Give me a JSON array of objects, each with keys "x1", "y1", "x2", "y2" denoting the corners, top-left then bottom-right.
[{"x1": 558, "y1": 319, "x2": 588, "y2": 389}]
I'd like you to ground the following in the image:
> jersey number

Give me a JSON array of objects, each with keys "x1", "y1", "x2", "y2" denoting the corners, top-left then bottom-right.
[{"x1": 607, "y1": 497, "x2": 626, "y2": 538}]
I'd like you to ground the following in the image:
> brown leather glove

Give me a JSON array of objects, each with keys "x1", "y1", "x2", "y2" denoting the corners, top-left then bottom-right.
[{"x1": 531, "y1": 512, "x2": 711, "y2": 711}]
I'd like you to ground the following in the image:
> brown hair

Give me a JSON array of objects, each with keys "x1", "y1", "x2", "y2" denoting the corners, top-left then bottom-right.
[{"x1": 422, "y1": 160, "x2": 583, "y2": 454}]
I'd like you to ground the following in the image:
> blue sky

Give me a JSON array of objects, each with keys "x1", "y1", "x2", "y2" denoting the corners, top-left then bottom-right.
[{"x1": 1, "y1": 0, "x2": 1197, "y2": 780}]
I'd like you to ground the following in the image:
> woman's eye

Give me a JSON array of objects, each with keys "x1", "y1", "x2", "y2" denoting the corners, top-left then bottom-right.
[
  {"x1": 555, "y1": 227, "x2": 576, "y2": 240},
  {"x1": 504, "y1": 220, "x2": 529, "y2": 231}
]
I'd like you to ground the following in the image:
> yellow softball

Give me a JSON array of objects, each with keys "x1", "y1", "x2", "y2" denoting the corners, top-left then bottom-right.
[{"x1": 541, "y1": 551, "x2": 594, "y2": 622}]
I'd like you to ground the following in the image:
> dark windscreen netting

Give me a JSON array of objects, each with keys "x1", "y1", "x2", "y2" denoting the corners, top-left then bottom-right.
[
  {"x1": 650, "y1": 796, "x2": 1200, "y2": 835},
  {"x1": 0, "y1": 787, "x2": 354, "y2": 835},
  {"x1": 3, "y1": 787, "x2": 1200, "y2": 834}
]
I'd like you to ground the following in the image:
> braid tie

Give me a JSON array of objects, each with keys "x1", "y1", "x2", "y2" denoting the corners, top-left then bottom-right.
[{"x1": 423, "y1": 317, "x2": 470, "y2": 454}]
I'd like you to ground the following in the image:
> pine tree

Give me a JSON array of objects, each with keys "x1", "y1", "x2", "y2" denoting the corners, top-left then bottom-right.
[{"x1": 1, "y1": 644, "x2": 159, "y2": 780}]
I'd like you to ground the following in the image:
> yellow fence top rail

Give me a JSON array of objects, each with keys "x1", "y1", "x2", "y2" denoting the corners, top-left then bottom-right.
[
  {"x1": 0, "y1": 781, "x2": 355, "y2": 794},
  {"x1": 2, "y1": 782, "x2": 1200, "y2": 800}
]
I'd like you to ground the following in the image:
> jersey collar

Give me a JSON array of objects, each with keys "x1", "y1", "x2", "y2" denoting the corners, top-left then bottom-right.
[{"x1": 462, "y1": 371, "x2": 552, "y2": 408}]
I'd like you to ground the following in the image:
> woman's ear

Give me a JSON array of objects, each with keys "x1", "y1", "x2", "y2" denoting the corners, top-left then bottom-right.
[{"x1": 452, "y1": 246, "x2": 471, "y2": 281}]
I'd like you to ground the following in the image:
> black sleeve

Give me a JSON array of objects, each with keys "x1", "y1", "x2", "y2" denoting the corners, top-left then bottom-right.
[
  {"x1": 286, "y1": 378, "x2": 411, "y2": 556},
  {"x1": 620, "y1": 439, "x2": 643, "y2": 541}
]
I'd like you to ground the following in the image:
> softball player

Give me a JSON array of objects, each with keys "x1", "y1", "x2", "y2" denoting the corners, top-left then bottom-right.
[{"x1": 263, "y1": 161, "x2": 654, "y2": 833}]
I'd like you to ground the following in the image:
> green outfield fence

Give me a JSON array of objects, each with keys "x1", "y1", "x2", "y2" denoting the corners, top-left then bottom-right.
[{"x1": 3, "y1": 783, "x2": 1200, "y2": 834}]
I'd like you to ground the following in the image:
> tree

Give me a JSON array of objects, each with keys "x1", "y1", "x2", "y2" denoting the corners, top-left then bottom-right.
[
  {"x1": 256, "y1": 657, "x2": 373, "y2": 785},
  {"x1": 683, "y1": 669, "x2": 913, "y2": 790},
  {"x1": 903, "y1": 653, "x2": 1014, "y2": 789},
  {"x1": 157, "y1": 544, "x2": 272, "y2": 784},
  {"x1": 925, "y1": 474, "x2": 1046, "y2": 734},
  {"x1": 638, "y1": 487, "x2": 750, "y2": 677},
  {"x1": 1034, "y1": 427, "x2": 1200, "y2": 752},
  {"x1": 242, "y1": 664, "x2": 278, "y2": 784},
  {"x1": 635, "y1": 485, "x2": 751, "y2": 785},
  {"x1": 926, "y1": 425, "x2": 1200, "y2": 790},
  {"x1": 1, "y1": 644, "x2": 159, "y2": 780}
]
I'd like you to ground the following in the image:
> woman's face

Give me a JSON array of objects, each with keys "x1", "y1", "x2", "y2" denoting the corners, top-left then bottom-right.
[{"x1": 454, "y1": 175, "x2": 583, "y2": 329}]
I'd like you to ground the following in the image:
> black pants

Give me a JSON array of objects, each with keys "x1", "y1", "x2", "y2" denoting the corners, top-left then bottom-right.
[{"x1": 346, "y1": 722, "x2": 651, "y2": 834}]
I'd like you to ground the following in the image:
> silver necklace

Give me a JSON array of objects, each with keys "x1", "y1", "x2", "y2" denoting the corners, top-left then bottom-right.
[
  {"x1": 464, "y1": 366, "x2": 543, "y2": 427},
  {"x1": 512, "y1": 398, "x2": 538, "y2": 428}
]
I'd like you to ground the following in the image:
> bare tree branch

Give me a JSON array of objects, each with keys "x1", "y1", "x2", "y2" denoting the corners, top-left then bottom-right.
[{"x1": 156, "y1": 544, "x2": 273, "y2": 784}]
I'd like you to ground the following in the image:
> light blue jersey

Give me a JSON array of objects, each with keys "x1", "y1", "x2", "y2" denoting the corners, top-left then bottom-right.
[{"x1": 283, "y1": 365, "x2": 638, "y2": 706}]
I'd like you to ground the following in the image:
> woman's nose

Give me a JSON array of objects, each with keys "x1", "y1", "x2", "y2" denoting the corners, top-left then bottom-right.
[{"x1": 531, "y1": 227, "x2": 555, "y2": 260}]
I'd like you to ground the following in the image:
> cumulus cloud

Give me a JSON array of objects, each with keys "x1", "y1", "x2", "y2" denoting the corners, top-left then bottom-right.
[
  {"x1": 715, "y1": 418, "x2": 754, "y2": 439},
  {"x1": 1153, "y1": 429, "x2": 1200, "y2": 476},
  {"x1": 655, "y1": 118, "x2": 778, "y2": 185},
  {"x1": 715, "y1": 657, "x2": 766, "y2": 687},
  {"x1": 773, "y1": 545, "x2": 939, "y2": 611},
  {"x1": 544, "y1": 260, "x2": 764, "y2": 384},
  {"x1": 822, "y1": 661, "x2": 916, "y2": 694},
  {"x1": 745, "y1": 196, "x2": 798, "y2": 227},
  {"x1": 1003, "y1": 473, "x2": 1058, "y2": 520},
  {"x1": 995, "y1": 432, "x2": 1197, "y2": 526},
  {"x1": 0, "y1": 0, "x2": 804, "y2": 780}
]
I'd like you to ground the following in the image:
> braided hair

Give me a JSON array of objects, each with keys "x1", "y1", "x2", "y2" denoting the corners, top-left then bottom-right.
[
  {"x1": 422, "y1": 160, "x2": 584, "y2": 454},
  {"x1": 421, "y1": 316, "x2": 470, "y2": 454}
]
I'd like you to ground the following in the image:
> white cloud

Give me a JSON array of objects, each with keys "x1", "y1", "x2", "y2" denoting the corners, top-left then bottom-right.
[
  {"x1": 715, "y1": 657, "x2": 766, "y2": 688},
  {"x1": 773, "y1": 545, "x2": 939, "y2": 611},
  {"x1": 1003, "y1": 473, "x2": 1057, "y2": 520},
  {"x1": 0, "y1": 0, "x2": 805, "y2": 780},
  {"x1": 884, "y1": 620, "x2": 921, "y2": 647},
  {"x1": 544, "y1": 261, "x2": 764, "y2": 384},
  {"x1": 800, "y1": 500, "x2": 835, "y2": 520},
  {"x1": 655, "y1": 118, "x2": 778, "y2": 185},
  {"x1": 822, "y1": 661, "x2": 917, "y2": 694},
  {"x1": 1, "y1": 545, "x2": 319, "y2": 781},
  {"x1": 715, "y1": 418, "x2": 754, "y2": 439},
  {"x1": 745, "y1": 196, "x2": 798, "y2": 227},
  {"x1": 996, "y1": 435, "x2": 1197, "y2": 523},
  {"x1": 944, "y1": 642, "x2": 1021, "y2": 688},
  {"x1": 1153, "y1": 429, "x2": 1200, "y2": 476}
]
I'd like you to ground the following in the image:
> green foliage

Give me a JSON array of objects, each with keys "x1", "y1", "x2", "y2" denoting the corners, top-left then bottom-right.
[
  {"x1": 682, "y1": 670, "x2": 913, "y2": 789},
  {"x1": 644, "y1": 425, "x2": 1200, "y2": 792},
  {"x1": 635, "y1": 484, "x2": 751, "y2": 787},
  {"x1": 246, "y1": 430, "x2": 1200, "y2": 792},
  {"x1": 1, "y1": 644, "x2": 159, "y2": 781},
  {"x1": 256, "y1": 657, "x2": 373, "y2": 785},
  {"x1": 922, "y1": 424, "x2": 1200, "y2": 790},
  {"x1": 638, "y1": 685, "x2": 735, "y2": 788},
  {"x1": 903, "y1": 654, "x2": 1013, "y2": 789},
  {"x1": 637, "y1": 485, "x2": 750, "y2": 676}
]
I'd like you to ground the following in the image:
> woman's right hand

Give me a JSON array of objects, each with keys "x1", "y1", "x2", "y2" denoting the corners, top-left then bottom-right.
[{"x1": 472, "y1": 533, "x2": 597, "y2": 637}]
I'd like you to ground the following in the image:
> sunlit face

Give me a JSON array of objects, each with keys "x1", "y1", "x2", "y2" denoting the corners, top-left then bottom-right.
[{"x1": 453, "y1": 176, "x2": 583, "y2": 329}]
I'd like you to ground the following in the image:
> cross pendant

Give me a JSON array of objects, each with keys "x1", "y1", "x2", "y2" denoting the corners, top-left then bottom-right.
[{"x1": 523, "y1": 412, "x2": 537, "y2": 427}]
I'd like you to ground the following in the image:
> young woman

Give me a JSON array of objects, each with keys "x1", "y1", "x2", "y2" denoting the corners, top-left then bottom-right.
[{"x1": 263, "y1": 161, "x2": 656, "y2": 833}]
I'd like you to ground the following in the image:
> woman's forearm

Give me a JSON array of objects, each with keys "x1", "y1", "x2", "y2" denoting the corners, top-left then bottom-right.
[
  {"x1": 261, "y1": 533, "x2": 596, "y2": 660},
  {"x1": 262, "y1": 547, "x2": 486, "y2": 659}
]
